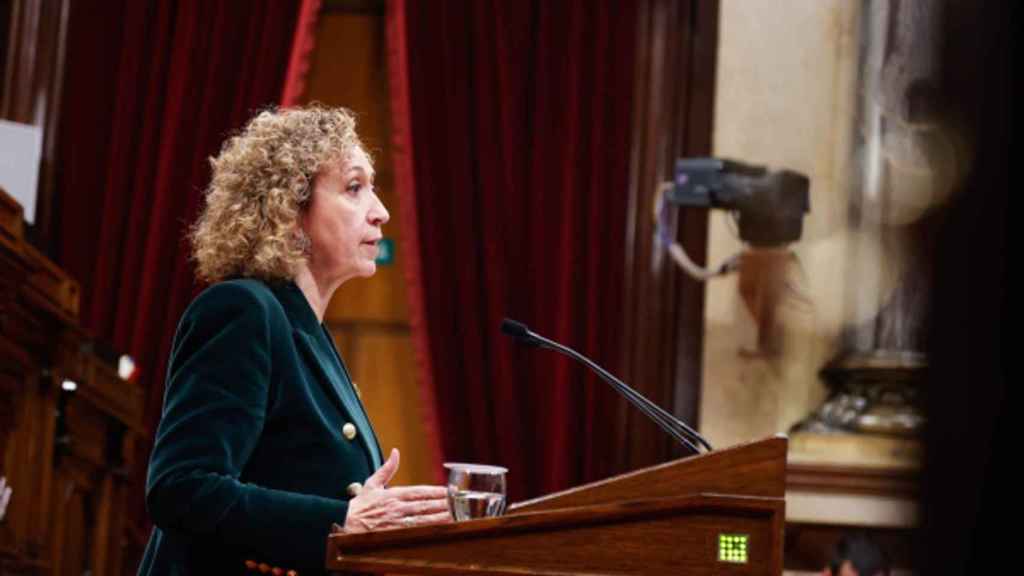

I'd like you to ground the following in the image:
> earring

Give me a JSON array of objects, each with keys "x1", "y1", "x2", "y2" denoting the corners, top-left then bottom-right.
[{"x1": 295, "y1": 231, "x2": 312, "y2": 256}]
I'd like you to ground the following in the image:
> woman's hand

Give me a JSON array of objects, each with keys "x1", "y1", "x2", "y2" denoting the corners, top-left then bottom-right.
[{"x1": 343, "y1": 449, "x2": 452, "y2": 533}]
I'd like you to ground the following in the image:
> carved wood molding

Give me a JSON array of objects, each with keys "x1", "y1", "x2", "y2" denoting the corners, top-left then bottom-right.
[
  {"x1": 786, "y1": 461, "x2": 919, "y2": 498},
  {"x1": 1, "y1": 185, "x2": 141, "y2": 576},
  {"x1": 0, "y1": 188, "x2": 25, "y2": 250},
  {"x1": 0, "y1": 188, "x2": 80, "y2": 357},
  {"x1": 67, "y1": 351, "x2": 145, "y2": 435},
  {"x1": 0, "y1": 190, "x2": 29, "y2": 338},
  {"x1": 0, "y1": 375, "x2": 18, "y2": 481}
]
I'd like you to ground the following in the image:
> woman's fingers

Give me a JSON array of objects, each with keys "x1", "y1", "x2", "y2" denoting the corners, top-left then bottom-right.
[
  {"x1": 346, "y1": 480, "x2": 453, "y2": 534},
  {"x1": 364, "y1": 448, "x2": 400, "y2": 490},
  {"x1": 383, "y1": 510, "x2": 452, "y2": 530},
  {"x1": 416, "y1": 511, "x2": 454, "y2": 525},
  {"x1": 394, "y1": 498, "x2": 450, "y2": 517},
  {"x1": 386, "y1": 485, "x2": 447, "y2": 501}
]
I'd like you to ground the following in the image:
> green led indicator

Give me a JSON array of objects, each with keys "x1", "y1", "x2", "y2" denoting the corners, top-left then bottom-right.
[{"x1": 718, "y1": 533, "x2": 749, "y2": 564}]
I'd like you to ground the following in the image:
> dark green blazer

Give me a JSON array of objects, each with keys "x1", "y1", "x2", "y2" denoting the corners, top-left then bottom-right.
[{"x1": 138, "y1": 279, "x2": 384, "y2": 575}]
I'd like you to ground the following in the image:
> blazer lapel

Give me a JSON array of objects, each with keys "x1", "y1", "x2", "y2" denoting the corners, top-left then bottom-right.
[
  {"x1": 293, "y1": 330, "x2": 381, "y2": 468},
  {"x1": 293, "y1": 331, "x2": 348, "y2": 416},
  {"x1": 272, "y1": 281, "x2": 382, "y2": 469},
  {"x1": 319, "y1": 326, "x2": 385, "y2": 468}
]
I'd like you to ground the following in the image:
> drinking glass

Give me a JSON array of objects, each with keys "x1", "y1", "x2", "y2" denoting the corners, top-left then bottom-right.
[{"x1": 443, "y1": 463, "x2": 507, "y2": 521}]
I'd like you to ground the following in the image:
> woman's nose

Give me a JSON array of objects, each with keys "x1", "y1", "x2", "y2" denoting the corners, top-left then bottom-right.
[{"x1": 369, "y1": 192, "x2": 390, "y2": 226}]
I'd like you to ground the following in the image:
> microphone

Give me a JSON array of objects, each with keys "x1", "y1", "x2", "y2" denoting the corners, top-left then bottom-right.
[
  {"x1": 500, "y1": 318, "x2": 712, "y2": 453},
  {"x1": 499, "y1": 319, "x2": 535, "y2": 344}
]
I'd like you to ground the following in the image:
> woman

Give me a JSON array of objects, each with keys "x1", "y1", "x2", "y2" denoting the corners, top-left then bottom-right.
[{"x1": 138, "y1": 105, "x2": 449, "y2": 576}]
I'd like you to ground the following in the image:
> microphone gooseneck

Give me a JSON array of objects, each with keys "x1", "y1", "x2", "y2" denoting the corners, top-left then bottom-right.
[{"x1": 501, "y1": 317, "x2": 713, "y2": 453}]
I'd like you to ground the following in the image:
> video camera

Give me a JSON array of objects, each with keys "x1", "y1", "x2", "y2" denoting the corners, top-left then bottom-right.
[{"x1": 670, "y1": 158, "x2": 810, "y2": 247}]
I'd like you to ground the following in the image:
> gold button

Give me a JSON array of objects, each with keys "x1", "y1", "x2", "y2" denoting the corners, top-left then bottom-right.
[
  {"x1": 342, "y1": 423, "x2": 357, "y2": 440},
  {"x1": 346, "y1": 482, "x2": 363, "y2": 497}
]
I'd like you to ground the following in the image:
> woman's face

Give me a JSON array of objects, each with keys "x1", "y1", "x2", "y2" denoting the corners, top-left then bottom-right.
[{"x1": 302, "y1": 146, "x2": 389, "y2": 285}]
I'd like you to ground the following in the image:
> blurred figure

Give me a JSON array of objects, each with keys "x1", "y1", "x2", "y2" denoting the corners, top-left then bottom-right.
[
  {"x1": 823, "y1": 533, "x2": 890, "y2": 576},
  {"x1": 0, "y1": 476, "x2": 11, "y2": 522}
]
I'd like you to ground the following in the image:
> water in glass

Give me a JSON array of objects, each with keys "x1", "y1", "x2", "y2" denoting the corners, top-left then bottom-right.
[{"x1": 443, "y1": 463, "x2": 507, "y2": 521}]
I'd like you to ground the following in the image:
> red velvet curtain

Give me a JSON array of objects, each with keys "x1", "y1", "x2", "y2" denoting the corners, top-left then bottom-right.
[
  {"x1": 388, "y1": 0, "x2": 638, "y2": 501},
  {"x1": 53, "y1": 0, "x2": 299, "y2": 550}
]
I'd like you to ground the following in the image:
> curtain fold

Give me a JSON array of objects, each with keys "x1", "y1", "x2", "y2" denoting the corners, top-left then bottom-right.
[
  {"x1": 54, "y1": 0, "x2": 300, "y2": 557},
  {"x1": 388, "y1": 0, "x2": 638, "y2": 501},
  {"x1": 386, "y1": 0, "x2": 447, "y2": 484},
  {"x1": 281, "y1": 0, "x2": 323, "y2": 108}
]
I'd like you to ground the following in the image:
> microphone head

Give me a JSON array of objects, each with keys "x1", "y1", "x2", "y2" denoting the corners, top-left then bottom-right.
[{"x1": 500, "y1": 318, "x2": 534, "y2": 342}]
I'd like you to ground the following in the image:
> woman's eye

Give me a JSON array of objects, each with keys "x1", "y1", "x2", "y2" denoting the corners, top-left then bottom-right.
[{"x1": 346, "y1": 183, "x2": 362, "y2": 194}]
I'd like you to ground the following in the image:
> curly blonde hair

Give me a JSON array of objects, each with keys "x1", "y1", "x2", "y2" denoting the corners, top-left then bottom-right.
[{"x1": 190, "y1": 104, "x2": 365, "y2": 283}]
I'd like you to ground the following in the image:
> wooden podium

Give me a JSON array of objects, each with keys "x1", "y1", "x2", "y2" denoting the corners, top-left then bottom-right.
[{"x1": 325, "y1": 436, "x2": 786, "y2": 575}]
